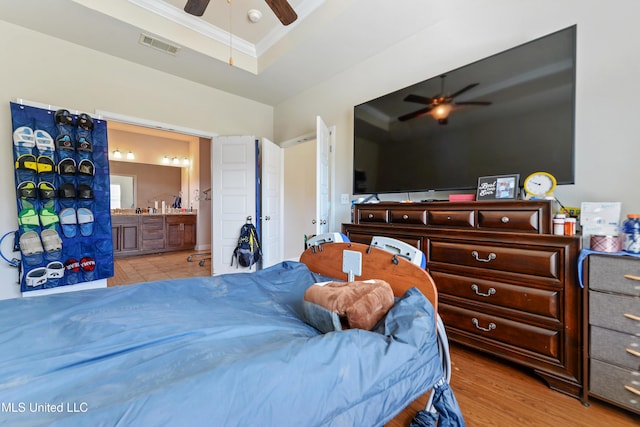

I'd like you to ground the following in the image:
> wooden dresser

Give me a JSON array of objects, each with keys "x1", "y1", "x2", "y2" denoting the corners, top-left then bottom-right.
[
  {"x1": 585, "y1": 254, "x2": 640, "y2": 414},
  {"x1": 343, "y1": 200, "x2": 584, "y2": 398}
]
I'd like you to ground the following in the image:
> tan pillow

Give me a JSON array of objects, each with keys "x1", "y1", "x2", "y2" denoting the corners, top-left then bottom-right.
[{"x1": 303, "y1": 279, "x2": 395, "y2": 330}]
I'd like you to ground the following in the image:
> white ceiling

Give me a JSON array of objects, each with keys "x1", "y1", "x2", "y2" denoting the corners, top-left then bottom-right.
[{"x1": 0, "y1": 0, "x2": 449, "y2": 106}]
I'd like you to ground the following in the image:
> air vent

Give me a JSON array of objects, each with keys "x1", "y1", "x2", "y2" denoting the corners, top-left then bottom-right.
[{"x1": 139, "y1": 34, "x2": 180, "y2": 55}]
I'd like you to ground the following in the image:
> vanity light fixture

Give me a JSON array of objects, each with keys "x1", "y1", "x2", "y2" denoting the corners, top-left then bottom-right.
[
  {"x1": 126, "y1": 151, "x2": 135, "y2": 160},
  {"x1": 162, "y1": 156, "x2": 170, "y2": 164},
  {"x1": 113, "y1": 149, "x2": 122, "y2": 159},
  {"x1": 172, "y1": 157, "x2": 180, "y2": 165},
  {"x1": 183, "y1": 157, "x2": 190, "y2": 166}
]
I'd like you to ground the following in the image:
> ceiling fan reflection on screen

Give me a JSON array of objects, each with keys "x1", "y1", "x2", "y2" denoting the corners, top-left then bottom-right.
[
  {"x1": 184, "y1": 0, "x2": 298, "y2": 25},
  {"x1": 398, "y1": 75, "x2": 492, "y2": 125}
]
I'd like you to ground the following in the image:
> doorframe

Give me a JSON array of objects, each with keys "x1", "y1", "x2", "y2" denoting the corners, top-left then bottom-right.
[
  {"x1": 279, "y1": 124, "x2": 337, "y2": 232},
  {"x1": 95, "y1": 109, "x2": 217, "y2": 264}
]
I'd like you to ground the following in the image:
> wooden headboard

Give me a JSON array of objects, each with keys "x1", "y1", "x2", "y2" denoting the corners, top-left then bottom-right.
[{"x1": 299, "y1": 242, "x2": 438, "y2": 313}]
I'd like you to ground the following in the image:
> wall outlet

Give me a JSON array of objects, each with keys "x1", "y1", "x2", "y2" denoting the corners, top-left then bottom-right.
[{"x1": 340, "y1": 193, "x2": 349, "y2": 204}]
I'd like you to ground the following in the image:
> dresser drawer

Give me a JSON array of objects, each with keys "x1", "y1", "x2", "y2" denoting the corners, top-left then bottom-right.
[
  {"x1": 590, "y1": 359, "x2": 640, "y2": 413},
  {"x1": 358, "y1": 208, "x2": 388, "y2": 224},
  {"x1": 478, "y1": 209, "x2": 541, "y2": 232},
  {"x1": 589, "y1": 255, "x2": 640, "y2": 297},
  {"x1": 432, "y1": 271, "x2": 560, "y2": 320},
  {"x1": 142, "y1": 216, "x2": 164, "y2": 230},
  {"x1": 590, "y1": 291, "x2": 640, "y2": 335},
  {"x1": 440, "y1": 304, "x2": 560, "y2": 359},
  {"x1": 429, "y1": 241, "x2": 560, "y2": 279},
  {"x1": 428, "y1": 210, "x2": 474, "y2": 228},
  {"x1": 390, "y1": 209, "x2": 427, "y2": 225},
  {"x1": 591, "y1": 326, "x2": 640, "y2": 371}
]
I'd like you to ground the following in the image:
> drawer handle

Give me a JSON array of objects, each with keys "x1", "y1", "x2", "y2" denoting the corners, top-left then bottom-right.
[
  {"x1": 501, "y1": 216, "x2": 510, "y2": 223},
  {"x1": 472, "y1": 318, "x2": 496, "y2": 332},
  {"x1": 624, "y1": 313, "x2": 640, "y2": 322},
  {"x1": 624, "y1": 385, "x2": 640, "y2": 396},
  {"x1": 403, "y1": 214, "x2": 409, "y2": 220},
  {"x1": 626, "y1": 348, "x2": 640, "y2": 358},
  {"x1": 471, "y1": 250, "x2": 496, "y2": 263},
  {"x1": 368, "y1": 214, "x2": 374, "y2": 219},
  {"x1": 471, "y1": 284, "x2": 496, "y2": 297},
  {"x1": 624, "y1": 274, "x2": 640, "y2": 281}
]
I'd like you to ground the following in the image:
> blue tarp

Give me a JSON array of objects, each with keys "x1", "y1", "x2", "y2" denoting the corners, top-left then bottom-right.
[{"x1": 0, "y1": 261, "x2": 462, "y2": 426}]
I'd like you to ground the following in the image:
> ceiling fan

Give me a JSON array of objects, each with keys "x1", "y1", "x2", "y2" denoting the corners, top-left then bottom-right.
[
  {"x1": 184, "y1": 0, "x2": 298, "y2": 26},
  {"x1": 398, "y1": 75, "x2": 491, "y2": 125}
]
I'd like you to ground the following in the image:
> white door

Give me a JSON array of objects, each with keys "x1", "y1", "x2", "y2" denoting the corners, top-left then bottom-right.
[
  {"x1": 260, "y1": 138, "x2": 283, "y2": 268},
  {"x1": 211, "y1": 136, "x2": 256, "y2": 275},
  {"x1": 316, "y1": 116, "x2": 331, "y2": 234}
]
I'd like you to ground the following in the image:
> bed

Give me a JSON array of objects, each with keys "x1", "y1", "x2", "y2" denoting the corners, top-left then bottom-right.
[{"x1": 0, "y1": 241, "x2": 464, "y2": 427}]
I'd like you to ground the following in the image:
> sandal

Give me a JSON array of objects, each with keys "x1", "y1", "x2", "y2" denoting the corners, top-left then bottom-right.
[
  {"x1": 41, "y1": 229, "x2": 62, "y2": 252},
  {"x1": 19, "y1": 231, "x2": 43, "y2": 255}
]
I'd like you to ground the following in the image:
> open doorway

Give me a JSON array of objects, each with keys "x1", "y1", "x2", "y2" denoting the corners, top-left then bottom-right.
[{"x1": 104, "y1": 120, "x2": 213, "y2": 285}]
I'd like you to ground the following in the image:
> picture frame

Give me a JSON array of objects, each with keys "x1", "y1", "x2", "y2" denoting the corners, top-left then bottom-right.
[{"x1": 476, "y1": 174, "x2": 520, "y2": 201}]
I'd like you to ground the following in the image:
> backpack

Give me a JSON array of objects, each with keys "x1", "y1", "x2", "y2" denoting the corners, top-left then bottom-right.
[{"x1": 231, "y1": 223, "x2": 262, "y2": 268}]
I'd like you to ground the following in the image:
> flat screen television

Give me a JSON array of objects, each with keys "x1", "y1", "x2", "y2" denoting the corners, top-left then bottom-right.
[{"x1": 353, "y1": 26, "x2": 576, "y2": 195}]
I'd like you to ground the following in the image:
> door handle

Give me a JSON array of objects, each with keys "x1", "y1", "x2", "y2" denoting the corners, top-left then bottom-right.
[
  {"x1": 264, "y1": 216, "x2": 271, "y2": 221},
  {"x1": 312, "y1": 219, "x2": 317, "y2": 224}
]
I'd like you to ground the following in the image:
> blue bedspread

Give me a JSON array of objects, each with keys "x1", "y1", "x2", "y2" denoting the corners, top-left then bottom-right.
[{"x1": 0, "y1": 262, "x2": 445, "y2": 427}]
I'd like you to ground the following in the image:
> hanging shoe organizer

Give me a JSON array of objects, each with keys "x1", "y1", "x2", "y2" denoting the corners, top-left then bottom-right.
[{"x1": 10, "y1": 102, "x2": 114, "y2": 293}]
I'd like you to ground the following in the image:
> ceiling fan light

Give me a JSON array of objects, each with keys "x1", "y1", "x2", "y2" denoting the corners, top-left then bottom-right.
[{"x1": 431, "y1": 104, "x2": 452, "y2": 121}]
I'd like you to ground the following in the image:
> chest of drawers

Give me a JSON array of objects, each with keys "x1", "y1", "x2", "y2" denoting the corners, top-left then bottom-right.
[
  {"x1": 586, "y1": 254, "x2": 640, "y2": 414},
  {"x1": 344, "y1": 200, "x2": 583, "y2": 399}
]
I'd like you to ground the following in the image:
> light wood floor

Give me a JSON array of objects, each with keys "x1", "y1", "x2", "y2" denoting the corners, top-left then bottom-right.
[{"x1": 110, "y1": 251, "x2": 639, "y2": 426}]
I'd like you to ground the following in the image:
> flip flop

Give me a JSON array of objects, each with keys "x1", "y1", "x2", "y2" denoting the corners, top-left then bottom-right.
[
  {"x1": 58, "y1": 182, "x2": 76, "y2": 199},
  {"x1": 13, "y1": 126, "x2": 35, "y2": 155},
  {"x1": 77, "y1": 113, "x2": 94, "y2": 130},
  {"x1": 36, "y1": 156, "x2": 55, "y2": 174},
  {"x1": 18, "y1": 181, "x2": 37, "y2": 200},
  {"x1": 78, "y1": 159, "x2": 95, "y2": 176},
  {"x1": 18, "y1": 208, "x2": 40, "y2": 228},
  {"x1": 77, "y1": 136, "x2": 92, "y2": 153},
  {"x1": 38, "y1": 182, "x2": 56, "y2": 200},
  {"x1": 46, "y1": 261, "x2": 65, "y2": 279},
  {"x1": 77, "y1": 208, "x2": 94, "y2": 236},
  {"x1": 15, "y1": 154, "x2": 37, "y2": 172},
  {"x1": 59, "y1": 208, "x2": 77, "y2": 238},
  {"x1": 54, "y1": 109, "x2": 74, "y2": 126},
  {"x1": 77, "y1": 184, "x2": 93, "y2": 200},
  {"x1": 55, "y1": 134, "x2": 74, "y2": 151},
  {"x1": 58, "y1": 158, "x2": 76, "y2": 176},
  {"x1": 39, "y1": 208, "x2": 60, "y2": 228},
  {"x1": 19, "y1": 231, "x2": 43, "y2": 256},
  {"x1": 25, "y1": 267, "x2": 47, "y2": 287},
  {"x1": 34, "y1": 129, "x2": 55, "y2": 156},
  {"x1": 41, "y1": 229, "x2": 63, "y2": 252}
]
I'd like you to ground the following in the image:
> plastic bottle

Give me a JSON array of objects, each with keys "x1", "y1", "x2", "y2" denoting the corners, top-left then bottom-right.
[
  {"x1": 564, "y1": 218, "x2": 576, "y2": 236},
  {"x1": 553, "y1": 214, "x2": 566, "y2": 235},
  {"x1": 622, "y1": 214, "x2": 640, "y2": 254}
]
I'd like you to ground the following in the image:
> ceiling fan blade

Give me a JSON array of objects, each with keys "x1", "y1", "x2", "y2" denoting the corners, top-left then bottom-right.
[
  {"x1": 265, "y1": 0, "x2": 298, "y2": 25},
  {"x1": 404, "y1": 94, "x2": 434, "y2": 105},
  {"x1": 449, "y1": 83, "x2": 479, "y2": 99},
  {"x1": 398, "y1": 107, "x2": 432, "y2": 122},
  {"x1": 184, "y1": 0, "x2": 210, "y2": 16},
  {"x1": 454, "y1": 101, "x2": 492, "y2": 106}
]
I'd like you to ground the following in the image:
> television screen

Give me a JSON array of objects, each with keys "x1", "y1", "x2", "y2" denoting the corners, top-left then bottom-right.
[{"x1": 353, "y1": 26, "x2": 576, "y2": 195}]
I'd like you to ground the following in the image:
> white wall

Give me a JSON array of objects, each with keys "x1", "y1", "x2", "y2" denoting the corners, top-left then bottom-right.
[
  {"x1": 0, "y1": 20, "x2": 273, "y2": 299},
  {"x1": 274, "y1": 0, "x2": 640, "y2": 230}
]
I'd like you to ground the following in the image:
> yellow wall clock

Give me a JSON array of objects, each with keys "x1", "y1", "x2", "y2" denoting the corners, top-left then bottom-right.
[{"x1": 523, "y1": 171, "x2": 557, "y2": 199}]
